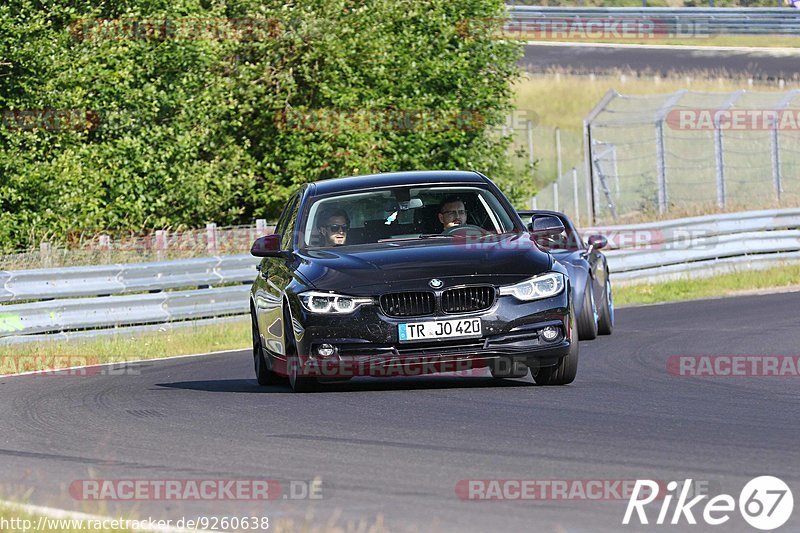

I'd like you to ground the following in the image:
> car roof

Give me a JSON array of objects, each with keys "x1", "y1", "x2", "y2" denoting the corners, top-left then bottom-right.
[{"x1": 309, "y1": 170, "x2": 488, "y2": 196}]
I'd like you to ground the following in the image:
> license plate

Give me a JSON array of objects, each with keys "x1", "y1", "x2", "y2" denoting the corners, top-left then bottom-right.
[{"x1": 398, "y1": 318, "x2": 482, "y2": 343}]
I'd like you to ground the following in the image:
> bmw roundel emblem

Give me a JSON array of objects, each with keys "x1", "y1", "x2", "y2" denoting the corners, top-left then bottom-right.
[{"x1": 429, "y1": 278, "x2": 444, "y2": 289}]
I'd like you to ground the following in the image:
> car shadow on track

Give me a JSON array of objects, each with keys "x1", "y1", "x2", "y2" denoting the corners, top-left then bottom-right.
[{"x1": 155, "y1": 375, "x2": 535, "y2": 394}]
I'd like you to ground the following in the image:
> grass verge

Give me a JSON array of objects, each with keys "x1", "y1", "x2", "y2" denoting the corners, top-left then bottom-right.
[
  {"x1": 0, "y1": 318, "x2": 250, "y2": 375},
  {"x1": 614, "y1": 264, "x2": 800, "y2": 306}
]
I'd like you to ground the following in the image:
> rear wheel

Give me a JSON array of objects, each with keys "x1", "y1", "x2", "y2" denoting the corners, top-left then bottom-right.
[
  {"x1": 532, "y1": 312, "x2": 579, "y2": 385},
  {"x1": 285, "y1": 306, "x2": 317, "y2": 393},
  {"x1": 252, "y1": 311, "x2": 283, "y2": 386},
  {"x1": 577, "y1": 281, "x2": 598, "y2": 340},
  {"x1": 597, "y1": 277, "x2": 614, "y2": 336}
]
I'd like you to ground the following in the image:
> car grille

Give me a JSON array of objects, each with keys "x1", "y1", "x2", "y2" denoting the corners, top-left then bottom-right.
[
  {"x1": 380, "y1": 291, "x2": 435, "y2": 317},
  {"x1": 441, "y1": 286, "x2": 495, "y2": 314}
]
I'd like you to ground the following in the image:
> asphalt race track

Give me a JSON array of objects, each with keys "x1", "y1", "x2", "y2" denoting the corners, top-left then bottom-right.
[
  {"x1": 1, "y1": 292, "x2": 799, "y2": 532},
  {"x1": 522, "y1": 43, "x2": 800, "y2": 79}
]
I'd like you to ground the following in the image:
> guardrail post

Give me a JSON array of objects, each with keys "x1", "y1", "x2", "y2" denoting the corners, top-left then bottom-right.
[{"x1": 206, "y1": 223, "x2": 218, "y2": 255}]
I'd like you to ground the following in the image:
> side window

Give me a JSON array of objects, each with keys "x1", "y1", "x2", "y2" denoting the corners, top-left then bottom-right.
[
  {"x1": 280, "y1": 195, "x2": 301, "y2": 250},
  {"x1": 274, "y1": 194, "x2": 299, "y2": 247}
]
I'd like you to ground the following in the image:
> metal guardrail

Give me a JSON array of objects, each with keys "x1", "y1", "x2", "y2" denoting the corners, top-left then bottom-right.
[
  {"x1": 1, "y1": 208, "x2": 799, "y2": 342},
  {"x1": 594, "y1": 208, "x2": 800, "y2": 284},
  {"x1": 507, "y1": 6, "x2": 800, "y2": 35},
  {"x1": 0, "y1": 255, "x2": 258, "y2": 341},
  {"x1": 0, "y1": 255, "x2": 258, "y2": 303}
]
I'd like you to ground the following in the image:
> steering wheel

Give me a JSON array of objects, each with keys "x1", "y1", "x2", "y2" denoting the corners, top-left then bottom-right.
[{"x1": 442, "y1": 224, "x2": 489, "y2": 236}]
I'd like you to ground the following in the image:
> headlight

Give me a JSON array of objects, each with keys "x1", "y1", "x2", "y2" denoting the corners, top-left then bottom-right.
[
  {"x1": 299, "y1": 291, "x2": 373, "y2": 314},
  {"x1": 498, "y1": 272, "x2": 565, "y2": 301}
]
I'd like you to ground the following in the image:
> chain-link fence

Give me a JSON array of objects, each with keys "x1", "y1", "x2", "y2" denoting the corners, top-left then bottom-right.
[{"x1": 534, "y1": 89, "x2": 800, "y2": 224}]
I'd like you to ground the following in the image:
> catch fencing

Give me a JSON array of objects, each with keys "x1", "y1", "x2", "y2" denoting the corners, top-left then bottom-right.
[{"x1": 534, "y1": 89, "x2": 800, "y2": 225}]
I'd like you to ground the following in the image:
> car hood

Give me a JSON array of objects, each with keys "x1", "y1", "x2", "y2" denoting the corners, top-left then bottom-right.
[{"x1": 295, "y1": 233, "x2": 552, "y2": 294}]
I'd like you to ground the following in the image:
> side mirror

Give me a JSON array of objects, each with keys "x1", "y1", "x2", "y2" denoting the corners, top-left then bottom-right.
[
  {"x1": 587, "y1": 234, "x2": 608, "y2": 250},
  {"x1": 251, "y1": 234, "x2": 282, "y2": 257},
  {"x1": 528, "y1": 215, "x2": 565, "y2": 238}
]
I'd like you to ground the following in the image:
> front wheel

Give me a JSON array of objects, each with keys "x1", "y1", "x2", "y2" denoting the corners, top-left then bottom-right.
[
  {"x1": 285, "y1": 306, "x2": 317, "y2": 393},
  {"x1": 252, "y1": 311, "x2": 283, "y2": 386},
  {"x1": 532, "y1": 312, "x2": 579, "y2": 385}
]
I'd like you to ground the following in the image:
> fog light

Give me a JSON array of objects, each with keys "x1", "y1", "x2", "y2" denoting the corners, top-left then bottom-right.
[
  {"x1": 541, "y1": 326, "x2": 559, "y2": 342},
  {"x1": 317, "y1": 344, "x2": 336, "y2": 357}
]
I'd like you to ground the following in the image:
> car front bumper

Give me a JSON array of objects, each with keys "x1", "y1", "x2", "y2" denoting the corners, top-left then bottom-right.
[{"x1": 286, "y1": 291, "x2": 574, "y2": 378}]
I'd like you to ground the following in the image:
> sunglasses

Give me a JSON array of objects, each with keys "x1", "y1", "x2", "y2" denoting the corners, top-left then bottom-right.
[{"x1": 324, "y1": 224, "x2": 349, "y2": 233}]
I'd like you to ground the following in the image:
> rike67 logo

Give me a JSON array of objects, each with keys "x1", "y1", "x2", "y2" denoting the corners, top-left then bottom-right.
[{"x1": 623, "y1": 477, "x2": 794, "y2": 530}]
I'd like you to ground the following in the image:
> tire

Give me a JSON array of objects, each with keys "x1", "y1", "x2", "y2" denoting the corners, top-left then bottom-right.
[
  {"x1": 532, "y1": 312, "x2": 579, "y2": 386},
  {"x1": 577, "y1": 281, "x2": 598, "y2": 340},
  {"x1": 252, "y1": 310, "x2": 284, "y2": 386},
  {"x1": 285, "y1": 306, "x2": 317, "y2": 393},
  {"x1": 489, "y1": 358, "x2": 529, "y2": 379},
  {"x1": 597, "y1": 276, "x2": 614, "y2": 336}
]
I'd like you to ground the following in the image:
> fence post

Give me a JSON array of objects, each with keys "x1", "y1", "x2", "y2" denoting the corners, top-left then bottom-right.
[
  {"x1": 40, "y1": 242, "x2": 51, "y2": 268},
  {"x1": 653, "y1": 90, "x2": 688, "y2": 216},
  {"x1": 572, "y1": 167, "x2": 580, "y2": 226},
  {"x1": 553, "y1": 181, "x2": 559, "y2": 212},
  {"x1": 655, "y1": 122, "x2": 668, "y2": 215},
  {"x1": 256, "y1": 219, "x2": 267, "y2": 233},
  {"x1": 155, "y1": 230, "x2": 167, "y2": 260},
  {"x1": 206, "y1": 223, "x2": 218, "y2": 255},
  {"x1": 714, "y1": 91, "x2": 744, "y2": 209},
  {"x1": 583, "y1": 90, "x2": 618, "y2": 224},
  {"x1": 526, "y1": 120, "x2": 535, "y2": 169},
  {"x1": 771, "y1": 90, "x2": 800, "y2": 203},
  {"x1": 99, "y1": 234, "x2": 111, "y2": 263},
  {"x1": 556, "y1": 127, "x2": 563, "y2": 183}
]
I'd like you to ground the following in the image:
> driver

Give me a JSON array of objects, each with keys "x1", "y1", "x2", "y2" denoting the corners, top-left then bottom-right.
[
  {"x1": 437, "y1": 196, "x2": 467, "y2": 231},
  {"x1": 317, "y1": 207, "x2": 350, "y2": 246}
]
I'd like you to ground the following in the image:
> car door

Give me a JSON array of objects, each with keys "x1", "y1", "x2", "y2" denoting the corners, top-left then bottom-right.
[{"x1": 254, "y1": 192, "x2": 301, "y2": 359}]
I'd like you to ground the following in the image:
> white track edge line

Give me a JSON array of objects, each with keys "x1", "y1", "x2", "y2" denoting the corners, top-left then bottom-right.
[{"x1": 0, "y1": 348, "x2": 248, "y2": 379}]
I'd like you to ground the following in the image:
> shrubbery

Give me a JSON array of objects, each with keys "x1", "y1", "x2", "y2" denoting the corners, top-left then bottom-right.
[{"x1": 0, "y1": 0, "x2": 523, "y2": 252}]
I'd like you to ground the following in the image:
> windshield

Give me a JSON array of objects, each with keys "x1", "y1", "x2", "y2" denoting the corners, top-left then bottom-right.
[{"x1": 301, "y1": 185, "x2": 516, "y2": 249}]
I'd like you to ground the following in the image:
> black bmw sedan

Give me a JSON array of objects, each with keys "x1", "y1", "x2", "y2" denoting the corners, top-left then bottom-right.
[{"x1": 249, "y1": 171, "x2": 579, "y2": 392}]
